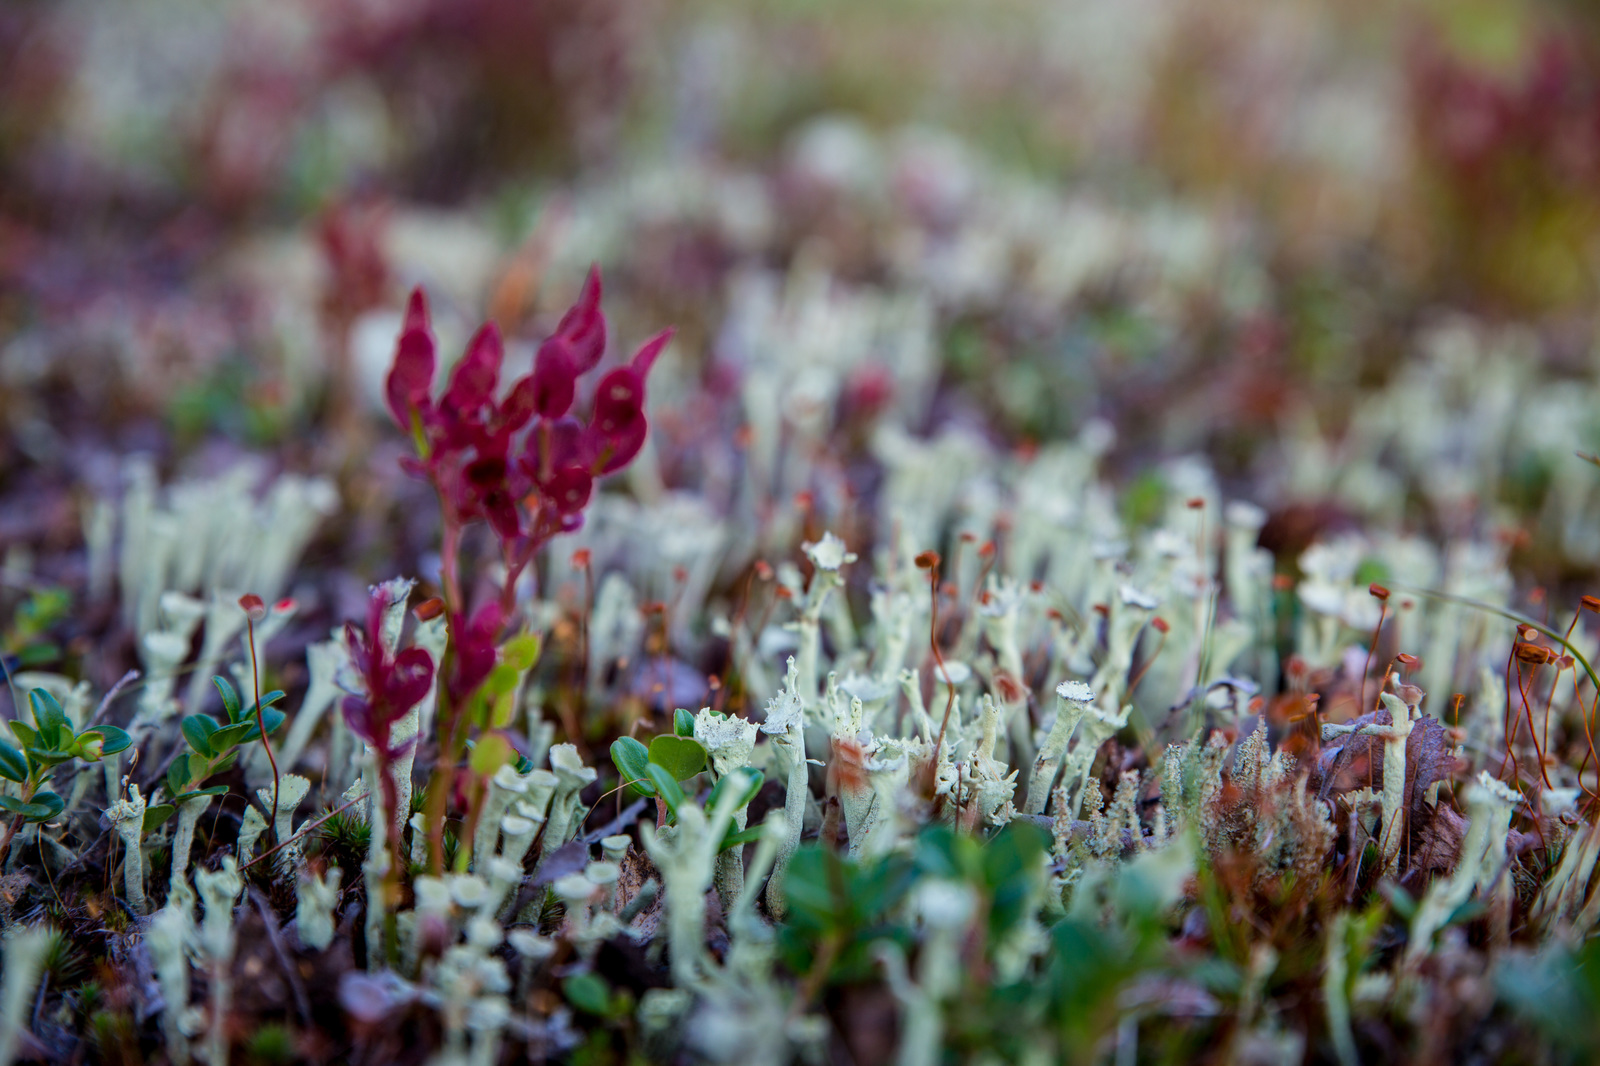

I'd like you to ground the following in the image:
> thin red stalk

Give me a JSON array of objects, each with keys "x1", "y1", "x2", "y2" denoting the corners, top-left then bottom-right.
[
  {"x1": 1516, "y1": 661, "x2": 1554, "y2": 789},
  {"x1": 1126, "y1": 627, "x2": 1168, "y2": 693},
  {"x1": 1503, "y1": 650, "x2": 1522, "y2": 786},
  {"x1": 928, "y1": 562, "x2": 956, "y2": 767},
  {"x1": 1359, "y1": 602, "x2": 1388, "y2": 716},
  {"x1": 248, "y1": 616, "x2": 282, "y2": 833}
]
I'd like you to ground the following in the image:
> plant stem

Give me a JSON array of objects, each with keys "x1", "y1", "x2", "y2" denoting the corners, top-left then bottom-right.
[{"x1": 247, "y1": 616, "x2": 283, "y2": 838}]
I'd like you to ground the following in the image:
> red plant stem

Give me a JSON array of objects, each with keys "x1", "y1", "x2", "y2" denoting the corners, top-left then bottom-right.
[
  {"x1": 0, "y1": 814, "x2": 23, "y2": 867},
  {"x1": 440, "y1": 516, "x2": 464, "y2": 618},
  {"x1": 928, "y1": 561, "x2": 956, "y2": 767},
  {"x1": 425, "y1": 644, "x2": 460, "y2": 876},
  {"x1": 1516, "y1": 661, "x2": 1555, "y2": 789},
  {"x1": 1359, "y1": 602, "x2": 1389, "y2": 716},
  {"x1": 247, "y1": 616, "x2": 283, "y2": 834},
  {"x1": 1126, "y1": 628, "x2": 1169, "y2": 694},
  {"x1": 1503, "y1": 650, "x2": 1522, "y2": 786}
]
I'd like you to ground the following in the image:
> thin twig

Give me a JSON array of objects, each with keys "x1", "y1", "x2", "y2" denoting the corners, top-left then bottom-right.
[
  {"x1": 89, "y1": 669, "x2": 142, "y2": 726},
  {"x1": 242, "y1": 791, "x2": 369, "y2": 872}
]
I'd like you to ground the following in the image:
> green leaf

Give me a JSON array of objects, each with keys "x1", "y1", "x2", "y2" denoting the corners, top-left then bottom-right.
[
  {"x1": 500, "y1": 633, "x2": 541, "y2": 672},
  {"x1": 209, "y1": 723, "x2": 252, "y2": 751},
  {"x1": 181, "y1": 715, "x2": 218, "y2": 758},
  {"x1": 563, "y1": 973, "x2": 613, "y2": 1016},
  {"x1": 673, "y1": 708, "x2": 696, "y2": 737},
  {"x1": 647, "y1": 734, "x2": 706, "y2": 781},
  {"x1": 81, "y1": 725, "x2": 132, "y2": 757},
  {"x1": 706, "y1": 768, "x2": 764, "y2": 814},
  {"x1": 28, "y1": 689, "x2": 68, "y2": 747},
  {"x1": 212, "y1": 676, "x2": 242, "y2": 722},
  {"x1": 481, "y1": 664, "x2": 520, "y2": 729},
  {"x1": 24, "y1": 746, "x2": 73, "y2": 768},
  {"x1": 167, "y1": 757, "x2": 192, "y2": 798},
  {"x1": 0, "y1": 790, "x2": 63, "y2": 823},
  {"x1": 8, "y1": 720, "x2": 38, "y2": 753},
  {"x1": 643, "y1": 764, "x2": 684, "y2": 818},
  {"x1": 469, "y1": 732, "x2": 515, "y2": 777},
  {"x1": 172, "y1": 786, "x2": 229, "y2": 804},
  {"x1": 718, "y1": 825, "x2": 766, "y2": 853},
  {"x1": 1381, "y1": 883, "x2": 1417, "y2": 922},
  {"x1": 610, "y1": 737, "x2": 653, "y2": 795},
  {"x1": 143, "y1": 804, "x2": 175, "y2": 832},
  {"x1": 0, "y1": 741, "x2": 26, "y2": 783},
  {"x1": 254, "y1": 690, "x2": 287, "y2": 712},
  {"x1": 237, "y1": 707, "x2": 286, "y2": 743}
]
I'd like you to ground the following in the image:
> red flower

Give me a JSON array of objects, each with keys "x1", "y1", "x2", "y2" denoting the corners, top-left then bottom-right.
[
  {"x1": 385, "y1": 265, "x2": 672, "y2": 558},
  {"x1": 343, "y1": 588, "x2": 436, "y2": 761},
  {"x1": 449, "y1": 602, "x2": 505, "y2": 703}
]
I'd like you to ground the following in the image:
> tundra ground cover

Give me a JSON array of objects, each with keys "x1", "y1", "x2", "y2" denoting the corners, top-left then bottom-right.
[{"x1": 7, "y1": 2, "x2": 1600, "y2": 1064}]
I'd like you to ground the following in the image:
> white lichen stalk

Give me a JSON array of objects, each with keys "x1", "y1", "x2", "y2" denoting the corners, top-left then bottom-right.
[
  {"x1": 167, "y1": 793, "x2": 215, "y2": 897},
  {"x1": 196, "y1": 858, "x2": 243, "y2": 1066},
  {"x1": 1026, "y1": 681, "x2": 1094, "y2": 815},
  {"x1": 695, "y1": 707, "x2": 759, "y2": 911},
  {"x1": 761, "y1": 659, "x2": 808, "y2": 918},
  {"x1": 106, "y1": 784, "x2": 149, "y2": 916}
]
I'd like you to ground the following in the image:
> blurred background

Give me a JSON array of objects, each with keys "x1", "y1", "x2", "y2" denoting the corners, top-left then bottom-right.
[{"x1": 6, "y1": 0, "x2": 1600, "y2": 647}]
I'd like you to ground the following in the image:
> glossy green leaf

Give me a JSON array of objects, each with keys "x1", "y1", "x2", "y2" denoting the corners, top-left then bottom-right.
[
  {"x1": 81, "y1": 725, "x2": 132, "y2": 757},
  {"x1": 0, "y1": 741, "x2": 26, "y2": 783},
  {"x1": 237, "y1": 707, "x2": 286, "y2": 743},
  {"x1": 25, "y1": 745, "x2": 73, "y2": 768},
  {"x1": 8, "y1": 720, "x2": 38, "y2": 753},
  {"x1": 610, "y1": 736, "x2": 652, "y2": 794},
  {"x1": 643, "y1": 763, "x2": 684, "y2": 818},
  {"x1": 212, "y1": 675, "x2": 242, "y2": 722},
  {"x1": 143, "y1": 804, "x2": 175, "y2": 832},
  {"x1": 167, "y1": 756, "x2": 192, "y2": 798},
  {"x1": 0, "y1": 790, "x2": 63, "y2": 823},
  {"x1": 673, "y1": 708, "x2": 696, "y2": 737},
  {"x1": 28, "y1": 689, "x2": 68, "y2": 747},
  {"x1": 181, "y1": 715, "x2": 218, "y2": 758},
  {"x1": 647, "y1": 734, "x2": 706, "y2": 781},
  {"x1": 255, "y1": 690, "x2": 287, "y2": 711},
  {"x1": 209, "y1": 723, "x2": 252, "y2": 751}
]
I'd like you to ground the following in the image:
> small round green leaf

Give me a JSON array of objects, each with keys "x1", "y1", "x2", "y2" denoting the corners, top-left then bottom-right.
[
  {"x1": 0, "y1": 790, "x2": 64, "y2": 823},
  {"x1": 181, "y1": 715, "x2": 218, "y2": 758},
  {"x1": 28, "y1": 689, "x2": 69, "y2": 747},
  {"x1": 643, "y1": 764, "x2": 685, "y2": 817},
  {"x1": 609, "y1": 737, "x2": 653, "y2": 796},
  {"x1": 563, "y1": 973, "x2": 612, "y2": 1016},
  {"x1": 81, "y1": 725, "x2": 132, "y2": 758},
  {"x1": 673, "y1": 708, "x2": 696, "y2": 737},
  {"x1": 212, "y1": 676, "x2": 242, "y2": 722},
  {"x1": 143, "y1": 804, "x2": 175, "y2": 832},
  {"x1": 238, "y1": 707, "x2": 286, "y2": 743},
  {"x1": 647, "y1": 734, "x2": 706, "y2": 781},
  {"x1": 0, "y1": 741, "x2": 26, "y2": 783}
]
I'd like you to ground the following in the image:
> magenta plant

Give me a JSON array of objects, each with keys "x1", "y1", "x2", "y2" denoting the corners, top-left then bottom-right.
[{"x1": 385, "y1": 267, "x2": 671, "y2": 870}]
